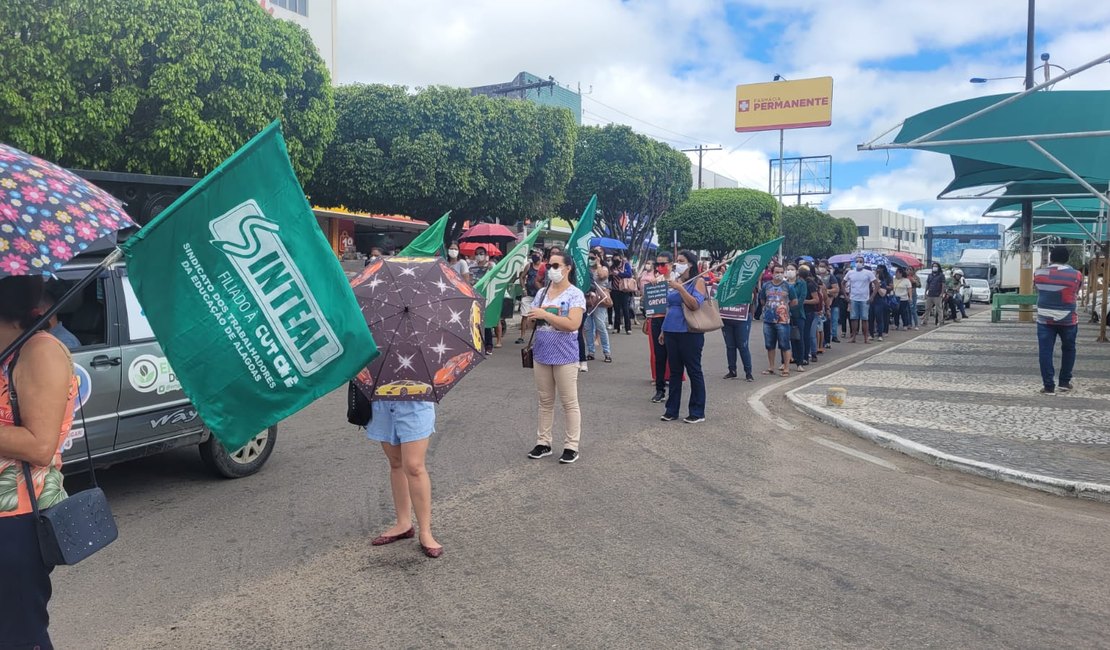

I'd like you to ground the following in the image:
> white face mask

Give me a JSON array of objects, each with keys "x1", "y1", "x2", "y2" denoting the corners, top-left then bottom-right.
[
  {"x1": 674, "y1": 263, "x2": 689, "y2": 277},
  {"x1": 785, "y1": 270, "x2": 797, "y2": 280},
  {"x1": 547, "y1": 267, "x2": 565, "y2": 284},
  {"x1": 448, "y1": 249, "x2": 459, "y2": 259},
  {"x1": 477, "y1": 254, "x2": 487, "y2": 261}
]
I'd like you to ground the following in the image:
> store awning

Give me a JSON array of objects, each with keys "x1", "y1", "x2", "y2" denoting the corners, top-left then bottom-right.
[{"x1": 312, "y1": 208, "x2": 430, "y2": 233}]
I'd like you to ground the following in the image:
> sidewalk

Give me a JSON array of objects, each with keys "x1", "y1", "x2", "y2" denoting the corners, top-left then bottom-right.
[{"x1": 787, "y1": 313, "x2": 1110, "y2": 501}]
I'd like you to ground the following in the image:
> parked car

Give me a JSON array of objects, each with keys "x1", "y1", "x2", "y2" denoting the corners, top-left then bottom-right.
[
  {"x1": 51, "y1": 255, "x2": 276, "y2": 478},
  {"x1": 966, "y1": 278, "x2": 992, "y2": 304}
]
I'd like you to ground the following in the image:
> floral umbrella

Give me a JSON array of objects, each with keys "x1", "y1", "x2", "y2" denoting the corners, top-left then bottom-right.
[
  {"x1": 0, "y1": 143, "x2": 135, "y2": 276},
  {"x1": 350, "y1": 257, "x2": 487, "y2": 402}
]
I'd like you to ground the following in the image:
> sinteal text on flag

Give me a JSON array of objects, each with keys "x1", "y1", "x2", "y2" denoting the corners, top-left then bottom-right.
[{"x1": 716, "y1": 237, "x2": 784, "y2": 308}]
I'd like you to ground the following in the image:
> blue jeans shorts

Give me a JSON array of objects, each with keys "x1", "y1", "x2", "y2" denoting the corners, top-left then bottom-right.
[
  {"x1": 763, "y1": 321, "x2": 791, "y2": 350},
  {"x1": 850, "y1": 300, "x2": 869, "y2": 321},
  {"x1": 366, "y1": 401, "x2": 436, "y2": 446}
]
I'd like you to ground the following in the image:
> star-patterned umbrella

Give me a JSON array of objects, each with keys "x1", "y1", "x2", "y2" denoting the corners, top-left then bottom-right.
[
  {"x1": 350, "y1": 257, "x2": 486, "y2": 402},
  {"x1": 0, "y1": 143, "x2": 135, "y2": 276}
]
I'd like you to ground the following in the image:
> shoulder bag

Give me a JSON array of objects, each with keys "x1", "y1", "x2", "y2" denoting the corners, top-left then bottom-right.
[
  {"x1": 8, "y1": 352, "x2": 118, "y2": 566},
  {"x1": 618, "y1": 277, "x2": 639, "y2": 294},
  {"x1": 681, "y1": 280, "x2": 723, "y2": 333},
  {"x1": 522, "y1": 288, "x2": 546, "y2": 368}
]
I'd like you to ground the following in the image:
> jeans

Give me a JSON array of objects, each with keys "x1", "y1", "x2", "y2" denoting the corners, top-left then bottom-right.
[
  {"x1": 897, "y1": 300, "x2": 912, "y2": 328},
  {"x1": 1037, "y1": 323, "x2": 1077, "y2": 390},
  {"x1": 721, "y1": 317, "x2": 753, "y2": 375},
  {"x1": 910, "y1": 291, "x2": 919, "y2": 327},
  {"x1": 826, "y1": 306, "x2": 837, "y2": 341},
  {"x1": 0, "y1": 513, "x2": 53, "y2": 649},
  {"x1": 612, "y1": 290, "x2": 632, "y2": 332},
  {"x1": 534, "y1": 361, "x2": 581, "y2": 450},
  {"x1": 805, "y1": 311, "x2": 819, "y2": 361},
  {"x1": 664, "y1": 331, "x2": 706, "y2": 419},
  {"x1": 790, "y1": 316, "x2": 806, "y2": 365},
  {"x1": 585, "y1": 306, "x2": 610, "y2": 355},
  {"x1": 869, "y1": 301, "x2": 888, "y2": 337},
  {"x1": 650, "y1": 317, "x2": 668, "y2": 391}
]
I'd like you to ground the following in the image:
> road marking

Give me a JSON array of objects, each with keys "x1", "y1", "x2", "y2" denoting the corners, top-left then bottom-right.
[{"x1": 809, "y1": 435, "x2": 899, "y2": 471}]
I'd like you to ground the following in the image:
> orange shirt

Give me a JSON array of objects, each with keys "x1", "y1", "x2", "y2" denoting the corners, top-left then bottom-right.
[{"x1": 0, "y1": 332, "x2": 78, "y2": 517}]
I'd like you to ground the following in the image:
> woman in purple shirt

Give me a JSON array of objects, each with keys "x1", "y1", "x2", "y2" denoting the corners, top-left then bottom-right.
[
  {"x1": 659, "y1": 250, "x2": 708, "y2": 424},
  {"x1": 524, "y1": 252, "x2": 587, "y2": 464}
]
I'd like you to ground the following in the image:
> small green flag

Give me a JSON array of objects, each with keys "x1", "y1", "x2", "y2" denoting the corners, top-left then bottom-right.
[
  {"x1": 474, "y1": 222, "x2": 547, "y2": 327},
  {"x1": 717, "y1": 237, "x2": 784, "y2": 308},
  {"x1": 568, "y1": 195, "x2": 597, "y2": 294},
  {"x1": 400, "y1": 212, "x2": 450, "y2": 257},
  {"x1": 120, "y1": 121, "x2": 378, "y2": 451}
]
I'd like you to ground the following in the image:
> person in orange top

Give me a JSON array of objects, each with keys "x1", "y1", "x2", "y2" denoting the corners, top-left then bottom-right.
[{"x1": 0, "y1": 276, "x2": 79, "y2": 649}]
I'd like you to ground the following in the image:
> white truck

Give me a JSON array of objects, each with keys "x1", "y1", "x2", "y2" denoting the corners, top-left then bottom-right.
[{"x1": 957, "y1": 249, "x2": 1023, "y2": 296}]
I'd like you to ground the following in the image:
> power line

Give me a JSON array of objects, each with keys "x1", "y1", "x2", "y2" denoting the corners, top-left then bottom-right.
[
  {"x1": 582, "y1": 95, "x2": 706, "y2": 144},
  {"x1": 581, "y1": 109, "x2": 699, "y2": 147}
]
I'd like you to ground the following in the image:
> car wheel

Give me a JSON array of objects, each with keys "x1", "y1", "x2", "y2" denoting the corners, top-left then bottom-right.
[{"x1": 199, "y1": 426, "x2": 276, "y2": 478}]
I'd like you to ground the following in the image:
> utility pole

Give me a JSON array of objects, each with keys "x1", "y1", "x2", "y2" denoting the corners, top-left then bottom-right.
[
  {"x1": 682, "y1": 145, "x2": 723, "y2": 189},
  {"x1": 1019, "y1": 0, "x2": 1036, "y2": 321}
]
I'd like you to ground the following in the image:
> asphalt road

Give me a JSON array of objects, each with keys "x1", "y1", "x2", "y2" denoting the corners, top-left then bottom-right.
[{"x1": 51, "y1": 317, "x2": 1110, "y2": 649}]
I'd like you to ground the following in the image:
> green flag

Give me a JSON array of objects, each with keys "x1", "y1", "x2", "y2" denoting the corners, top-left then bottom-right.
[
  {"x1": 120, "y1": 121, "x2": 378, "y2": 451},
  {"x1": 474, "y1": 222, "x2": 547, "y2": 327},
  {"x1": 717, "y1": 237, "x2": 783, "y2": 308},
  {"x1": 568, "y1": 195, "x2": 597, "y2": 294},
  {"x1": 400, "y1": 211, "x2": 450, "y2": 257}
]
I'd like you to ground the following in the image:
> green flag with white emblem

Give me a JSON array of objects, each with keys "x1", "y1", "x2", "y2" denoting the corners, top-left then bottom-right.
[
  {"x1": 474, "y1": 223, "x2": 546, "y2": 327},
  {"x1": 716, "y1": 237, "x2": 783, "y2": 307},
  {"x1": 568, "y1": 195, "x2": 597, "y2": 294},
  {"x1": 120, "y1": 121, "x2": 378, "y2": 451},
  {"x1": 400, "y1": 212, "x2": 450, "y2": 257}
]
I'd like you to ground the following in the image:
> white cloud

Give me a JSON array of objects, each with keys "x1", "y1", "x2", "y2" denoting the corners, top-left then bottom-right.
[{"x1": 335, "y1": 0, "x2": 1110, "y2": 224}]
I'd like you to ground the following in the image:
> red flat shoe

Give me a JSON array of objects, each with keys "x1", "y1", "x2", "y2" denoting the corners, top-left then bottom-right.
[
  {"x1": 421, "y1": 544, "x2": 444, "y2": 559},
  {"x1": 371, "y1": 527, "x2": 414, "y2": 546}
]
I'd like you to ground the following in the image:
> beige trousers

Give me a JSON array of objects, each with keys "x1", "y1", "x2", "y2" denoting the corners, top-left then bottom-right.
[
  {"x1": 534, "y1": 362, "x2": 581, "y2": 451},
  {"x1": 925, "y1": 296, "x2": 944, "y2": 325}
]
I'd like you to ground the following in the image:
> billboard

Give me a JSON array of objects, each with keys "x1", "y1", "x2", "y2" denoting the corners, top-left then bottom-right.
[{"x1": 735, "y1": 77, "x2": 833, "y2": 132}]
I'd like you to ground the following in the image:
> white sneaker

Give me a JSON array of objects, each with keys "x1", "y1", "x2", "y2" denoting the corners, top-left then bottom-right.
[{"x1": 579, "y1": 362, "x2": 589, "y2": 372}]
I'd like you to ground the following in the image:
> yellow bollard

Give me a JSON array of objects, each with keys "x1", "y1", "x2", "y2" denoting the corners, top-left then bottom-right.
[{"x1": 826, "y1": 386, "x2": 847, "y2": 407}]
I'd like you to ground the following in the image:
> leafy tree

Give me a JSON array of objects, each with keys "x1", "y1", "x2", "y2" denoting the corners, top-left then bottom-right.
[
  {"x1": 0, "y1": 0, "x2": 335, "y2": 180},
  {"x1": 306, "y1": 84, "x2": 576, "y2": 240},
  {"x1": 657, "y1": 188, "x2": 778, "y2": 261},
  {"x1": 781, "y1": 205, "x2": 858, "y2": 260},
  {"x1": 562, "y1": 125, "x2": 691, "y2": 258}
]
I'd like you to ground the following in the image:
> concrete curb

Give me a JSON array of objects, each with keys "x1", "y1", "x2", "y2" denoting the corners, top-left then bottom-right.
[{"x1": 784, "y1": 316, "x2": 1110, "y2": 503}]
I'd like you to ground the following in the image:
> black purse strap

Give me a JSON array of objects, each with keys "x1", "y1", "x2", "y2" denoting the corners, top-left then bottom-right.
[{"x1": 7, "y1": 344, "x2": 98, "y2": 518}]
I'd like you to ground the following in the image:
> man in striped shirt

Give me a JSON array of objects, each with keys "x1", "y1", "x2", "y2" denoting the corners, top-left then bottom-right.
[{"x1": 1033, "y1": 246, "x2": 1084, "y2": 395}]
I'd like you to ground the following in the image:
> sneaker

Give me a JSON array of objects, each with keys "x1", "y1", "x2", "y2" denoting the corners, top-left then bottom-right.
[
  {"x1": 745, "y1": 373, "x2": 754, "y2": 382},
  {"x1": 660, "y1": 414, "x2": 677, "y2": 421},
  {"x1": 527, "y1": 445, "x2": 552, "y2": 459},
  {"x1": 724, "y1": 371, "x2": 738, "y2": 379},
  {"x1": 579, "y1": 362, "x2": 589, "y2": 372},
  {"x1": 651, "y1": 390, "x2": 665, "y2": 403},
  {"x1": 683, "y1": 416, "x2": 706, "y2": 424},
  {"x1": 1039, "y1": 387, "x2": 1056, "y2": 396},
  {"x1": 877, "y1": 336, "x2": 884, "y2": 342},
  {"x1": 559, "y1": 449, "x2": 579, "y2": 464},
  {"x1": 1059, "y1": 382, "x2": 1074, "y2": 393},
  {"x1": 514, "y1": 337, "x2": 525, "y2": 344}
]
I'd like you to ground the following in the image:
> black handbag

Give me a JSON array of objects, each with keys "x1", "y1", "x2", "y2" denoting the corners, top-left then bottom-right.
[
  {"x1": 8, "y1": 353, "x2": 118, "y2": 566},
  {"x1": 521, "y1": 326, "x2": 537, "y2": 369},
  {"x1": 347, "y1": 380, "x2": 372, "y2": 426}
]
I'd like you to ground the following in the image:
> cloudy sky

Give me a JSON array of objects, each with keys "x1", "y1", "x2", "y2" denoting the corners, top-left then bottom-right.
[{"x1": 336, "y1": 0, "x2": 1110, "y2": 226}]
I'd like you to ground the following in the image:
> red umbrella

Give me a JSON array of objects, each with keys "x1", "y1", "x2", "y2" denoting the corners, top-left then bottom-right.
[
  {"x1": 459, "y1": 241, "x2": 501, "y2": 257},
  {"x1": 459, "y1": 223, "x2": 516, "y2": 244},
  {"x1": 889, "y1": 251, "x2": 923, "y2": 268}
]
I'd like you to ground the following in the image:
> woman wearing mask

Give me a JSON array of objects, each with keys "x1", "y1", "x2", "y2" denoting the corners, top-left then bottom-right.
[
  {"x1": 893, "y1": 267, "x2": 914, "y2": 330},
  {"x1": 647, "y1": 253, "x2": 673, "y2": 402},
  {"x1": 660, "y1": 251, "x2": 708, "y2": 423},
  {"x1": 469, "y1": 247, "x2": 495, "y2": 353},
  {"x1": 785, "y1": 264, "x2": 808, "y2": 371},
  {"x1": 0, "y1": 276, "x2": 79, "y2": 647},
  {"x1": 525, "y1": 252, "x2": 586, "y2": 464},
  {"x1": 907, "y1": 267, "x2": 921, "y2": 330},
  {"x1": 869, "y1": 265, "x2": 892, "y2": 341},
  {"x1": 800, "y1": 266, "x2": 822, "y2": 364},
  {"x1": 636, "y1": 260, "x2": 656, "y2": 320},
  {"x1": 446, "y1": 242, "x2": 470, "y2": 283},
  {"x1": 584, "y1": 251, "x2": 611, "y2": 363},
  {"x1": 924, "y1": 262, "x2": 946, "y2": 327},
  {"x1": 609, "y1": 254, "x2": 634, "y2": 335}
]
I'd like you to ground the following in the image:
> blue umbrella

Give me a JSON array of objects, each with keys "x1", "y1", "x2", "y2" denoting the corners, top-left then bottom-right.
[
  {"x1": 857, "y1": 251, "x2": 892, "y2": 270},
  {"x1": 589, "y1": 236, "x2": 627, "y2": 251}
]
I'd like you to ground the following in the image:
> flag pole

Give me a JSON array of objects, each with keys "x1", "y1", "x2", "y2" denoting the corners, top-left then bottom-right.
[{"x1": 0, "y1": 247, "x2": 124, "y2": 365}]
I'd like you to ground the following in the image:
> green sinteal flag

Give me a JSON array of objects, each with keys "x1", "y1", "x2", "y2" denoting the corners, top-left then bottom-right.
[
  {"x1": 716, "y1": 237, "x2": 784, "y2": 308},
  {"x1": 120, "y1": 121, "x2": 378, "y2": 451},
  {"x1": 568, "y1": 195, "x2": 597, "y2": 294},
  {"x1": 474, "y1": 222, "x2": 547, "y2": 327},
  {"x1": 400, "y1": 211, "x2": 450, "y2": 257}
]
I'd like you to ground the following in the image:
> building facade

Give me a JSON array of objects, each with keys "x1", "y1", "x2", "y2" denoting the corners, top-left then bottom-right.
[
  {"x1": 689, "y1": 165, "x2": 739, "y2": 190},
  {"x1": 828, "y1": 208, "x2": 926, "y2": 257},
  {"x1": 471, "y1": 72, "x2": 583, "y2": 124},
  {"x1": 259, "y1": 0, "x2": 337, "y2": 80}
]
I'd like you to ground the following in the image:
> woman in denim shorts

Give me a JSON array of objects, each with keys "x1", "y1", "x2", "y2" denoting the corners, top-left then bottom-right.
[{"x1": 366, "y1": 400, "x2": 443, "y2": 558}]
